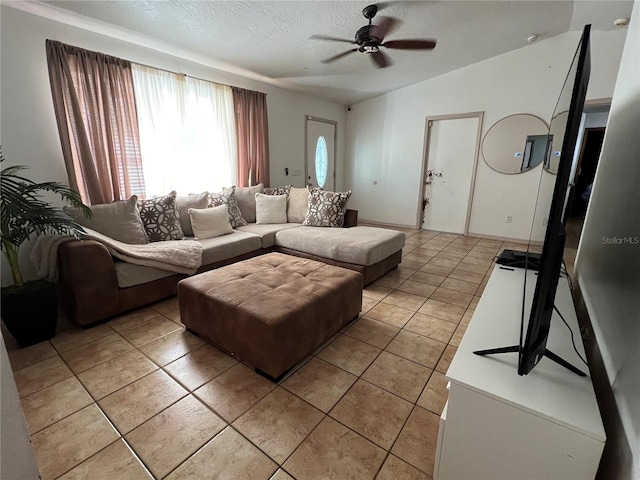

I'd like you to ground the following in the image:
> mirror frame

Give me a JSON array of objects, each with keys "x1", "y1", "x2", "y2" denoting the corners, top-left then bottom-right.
[{"x1": 482, "y1": 113, "x2": 549, "y2": 174}]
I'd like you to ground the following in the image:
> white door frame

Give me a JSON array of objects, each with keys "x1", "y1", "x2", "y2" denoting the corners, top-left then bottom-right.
[
  {"x1": 417, "y1": 111, "x2": 484, "y2": 233},
  {"x1": 305, "y1": 116, "x2": 337, "y2": 189}
]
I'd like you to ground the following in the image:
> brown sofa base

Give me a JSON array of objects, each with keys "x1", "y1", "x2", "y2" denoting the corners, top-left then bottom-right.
[
  {"x1": 274, "y1": 247, "x2": 402, "y2": 286},
  {"x1": 179, "y1": 253, "x2": 363, "y2": 379},
  {"x1": 57, "y1": 240, "x2": 269, "y2": 326},
  {"x1": 58, "y1": 239, "x2": 402, "y2": 327}
]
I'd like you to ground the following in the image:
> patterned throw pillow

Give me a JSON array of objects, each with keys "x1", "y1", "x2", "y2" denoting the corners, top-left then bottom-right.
[
  {"x1": 137, "y1": 191, "x2": 184, "y2": 242},
  {"x1": 264, "y1": 185, "x2": 292, "y2": 196},
  {"x1": 208, "y1": 186, "x2": 247, "y2": 228},
  {"x1": 302, "y1": 187, "x2": 352, "y2": 228}
]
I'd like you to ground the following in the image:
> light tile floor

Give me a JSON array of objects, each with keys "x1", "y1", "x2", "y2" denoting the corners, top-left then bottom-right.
[{"x1": 7, "y1": 229, "x2": 542, "y2": 480}]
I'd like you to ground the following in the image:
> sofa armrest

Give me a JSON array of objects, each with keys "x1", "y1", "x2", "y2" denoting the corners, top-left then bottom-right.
[
  {"x1": 343, "y1": 209, "x2": 358, "y2": 228},
  {"x1": 57, "y1": 240, "x2": 120, "y2": 326}
]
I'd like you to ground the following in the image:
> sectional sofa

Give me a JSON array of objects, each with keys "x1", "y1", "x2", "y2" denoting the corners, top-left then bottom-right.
[{"x1": 58, "y1": 185, "x2": 405, "y2": 326}]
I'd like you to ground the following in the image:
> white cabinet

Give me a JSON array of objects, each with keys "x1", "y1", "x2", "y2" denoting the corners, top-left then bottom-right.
[{"x1": 434, "y1": 266, "x2": 605, "y2": 479}]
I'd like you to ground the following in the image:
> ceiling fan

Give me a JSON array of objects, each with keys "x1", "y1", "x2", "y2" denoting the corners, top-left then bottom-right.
[{"x1": 311, "y1": 4, "x2": 436, "y2": 68}]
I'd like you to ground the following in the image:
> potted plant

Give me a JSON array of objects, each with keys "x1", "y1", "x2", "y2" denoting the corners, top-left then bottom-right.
[{"x1": 1, "y1": 150, "x2": 91, "y2": 346}]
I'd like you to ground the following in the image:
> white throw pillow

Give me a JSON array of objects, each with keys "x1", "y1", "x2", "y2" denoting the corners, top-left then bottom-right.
[
  {"x1": 189, "y1": 205, "x2": 233, "y2": 239},
  {"x1": 255, "y1": 192, "x2": 287, "y2": 224}
]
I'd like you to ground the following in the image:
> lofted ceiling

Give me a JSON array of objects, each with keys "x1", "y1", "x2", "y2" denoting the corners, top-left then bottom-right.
[{"x1": 35, "y1": 0, "x2": 634, "y2": 105}]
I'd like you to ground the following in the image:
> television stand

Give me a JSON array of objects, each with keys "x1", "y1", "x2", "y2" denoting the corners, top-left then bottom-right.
[
  {"x1": 473, "y1": 345, "x2": 587, "y2": 376},
  {"x1": 433, "y1": 265, "x2": 605, "y2": 479}
]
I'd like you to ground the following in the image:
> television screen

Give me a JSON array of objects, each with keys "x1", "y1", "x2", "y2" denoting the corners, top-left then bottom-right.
[
  {"x1": 475, "y1": 25, "x2": 591, "y2": 377},
  {"x1": 519, "y1": 24, "x2": 591, "y2": 376}
]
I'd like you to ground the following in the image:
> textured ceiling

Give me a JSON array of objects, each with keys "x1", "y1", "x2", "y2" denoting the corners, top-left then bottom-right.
[{"x1": 39, "y1": 0, "x2": 634, "y2": 105}]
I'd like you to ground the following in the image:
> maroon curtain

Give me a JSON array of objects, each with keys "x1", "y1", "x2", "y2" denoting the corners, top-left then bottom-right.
[
  {"x1": 46, "y1": 40, "x2": 145, "y2": 204},
  {"x1": 231, "y1": 87, "x2": 270, "y2": 187}
]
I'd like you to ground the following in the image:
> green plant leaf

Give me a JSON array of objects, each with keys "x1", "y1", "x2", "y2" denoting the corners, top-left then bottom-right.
[{"x1": 0, "y1": 148, "x2": 91, "y2": 285}]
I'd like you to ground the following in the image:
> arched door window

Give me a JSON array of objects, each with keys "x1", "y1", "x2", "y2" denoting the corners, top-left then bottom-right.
[{"x1": 315, "y1": 136, "x2": 328, "y2": 188}]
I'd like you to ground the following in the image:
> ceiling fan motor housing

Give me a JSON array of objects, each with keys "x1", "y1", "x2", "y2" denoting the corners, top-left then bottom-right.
[{"x1": 355, "y1": 25, "x2": 381, "y2": 52}]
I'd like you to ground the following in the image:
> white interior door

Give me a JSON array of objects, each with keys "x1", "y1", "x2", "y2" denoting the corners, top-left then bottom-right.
[
  {"x1": 306, "y1": 118, "x2": 336, "y2": 190},
  {"x1": 422, "y1": 116, "x2": 480, "y2": 233}
]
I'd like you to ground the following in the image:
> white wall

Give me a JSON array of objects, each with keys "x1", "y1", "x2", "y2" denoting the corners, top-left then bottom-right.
[
  {"x1": 575, "y1": 1, "x2": 640, "y2": 477},
  {"x1": 0, "y1": 6, "x2": 346, "y2": 286},
  {"x1": 345, "y1": 28, "x2": 626, "y2": 240},
  {"x1": 0, "y1": 331, "x2": 41, "y2": 479}
]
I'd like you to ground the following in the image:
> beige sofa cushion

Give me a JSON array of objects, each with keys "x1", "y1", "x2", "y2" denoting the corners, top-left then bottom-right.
[
  {"x1": 197, "y1": 231, "x2": 262, "y2": 265},
  {"x1": 234, "y1": 184, "x2": 264, "y2": 223},
  {"x1": 64, "y1": 195, "x2": 147, "y2": 244},
  {"x1": 236, "y1": 223, "x2": 301, "y2": 248},
  {"x1": 287, "y1": 187, "x2": 309, "y2": 223},
  {"x1": 275, "y1": 226, "x2": 405, "y2": 266},
  {"x1": 176, "y1": 192, "x2": 209, "y2": 236}
]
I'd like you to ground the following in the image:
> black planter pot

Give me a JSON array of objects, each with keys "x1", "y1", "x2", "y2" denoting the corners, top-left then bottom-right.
[{"x1": 1, "y1": 280, "x2": 58, "y2": 347}]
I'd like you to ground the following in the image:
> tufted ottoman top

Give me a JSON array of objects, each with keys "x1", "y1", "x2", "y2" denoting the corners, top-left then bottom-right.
[{"x1": 178, "y1": 252, "x2": 363, "y2": 379}]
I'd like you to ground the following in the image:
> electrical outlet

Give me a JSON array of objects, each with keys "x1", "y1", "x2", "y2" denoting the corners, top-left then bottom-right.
[{"x1": 506, "y1": 216, "x2": 513, "y2": 223}]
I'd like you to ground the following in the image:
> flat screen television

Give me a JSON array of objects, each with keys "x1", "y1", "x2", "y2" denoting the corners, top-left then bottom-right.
[{"x1": 475, "y1": 25, "x2": 591, "y2": 376}]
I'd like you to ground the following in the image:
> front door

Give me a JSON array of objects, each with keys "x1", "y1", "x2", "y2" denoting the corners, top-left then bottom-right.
[{"x1": 306, "y1": 117, "x2": 336, "y2": 190}]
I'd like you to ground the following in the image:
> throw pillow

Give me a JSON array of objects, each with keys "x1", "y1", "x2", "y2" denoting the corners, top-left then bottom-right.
[
  {"x1": 208, "y1": 186, "x2": 247, "y2": 228},
  {"x1": 233, "y1": 184, "x2": 264, "y2": 223},
  {"x1": 189, "y1": 205, "x2": 233, "y2": 239},
  {"x1": 287, "y1": 186, "x2": 311, "y2": 224},
  {"x1": 264, "y1": 185, "x2": 291, "y2": 196},
  {"x1": 255, "y1": 193, "x2": 287, "y2": 224},
  {"x1": 176, "y1": 192, "x2": 209, "y2": 237},
  {"x1": 137, "y1": 191, "x2": 184, "y2": 242},
  {"x1": 302, "y1": 187, "x2": 352, "y2": 228},
  {"x1": 63, "y1": 195, "x2": 147, "y2": 244}
]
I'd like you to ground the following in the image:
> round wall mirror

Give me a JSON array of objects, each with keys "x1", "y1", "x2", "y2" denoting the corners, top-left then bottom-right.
[
  {"x1": 545, "y1": 111, "x2": 569, "y2": 174},
  {"x1": 482, "y1": 114, "x2": 549, "y2": 174}
]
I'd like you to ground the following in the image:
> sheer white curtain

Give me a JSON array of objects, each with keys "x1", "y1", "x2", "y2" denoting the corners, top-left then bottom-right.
[{"x1": 131, "y1": 65, "x2": 237, "y2": 197}]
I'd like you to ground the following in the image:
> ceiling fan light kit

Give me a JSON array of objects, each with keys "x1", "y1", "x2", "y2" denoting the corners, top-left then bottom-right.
[{"x1": 311, "y1": 3, "x2": 437, "y2": 69}]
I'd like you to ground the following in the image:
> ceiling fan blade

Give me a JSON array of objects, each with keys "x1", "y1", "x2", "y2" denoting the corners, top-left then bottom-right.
[
  {"x1": 322, "y1": 49, "x2": 358, "y2": 64},
  {"x1": 382, "y1": 39, "x2": 437, "y2": 50},
  {"x1": 370, "y1": 50, "x2": 392, "y2": 68},
  {"x1": 310, "y1": 34, "x2": 355, "y2": 44},
  {"x1": 371, "y1": 16, "x2": 400, "y2": 41}
]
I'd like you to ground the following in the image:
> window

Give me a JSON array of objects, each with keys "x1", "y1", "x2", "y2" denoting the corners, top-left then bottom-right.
[
  {"x1": 131, "y1": 65, "x2": 237, "y2": 196},
  {"x1": 315, "y1": 136, "x2": 328, "y2": 188}
]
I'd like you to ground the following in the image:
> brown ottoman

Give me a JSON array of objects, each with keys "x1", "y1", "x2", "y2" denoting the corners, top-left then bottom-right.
[{"x1": 178, "y1": 252, "x2": 363, "y2": 380}]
